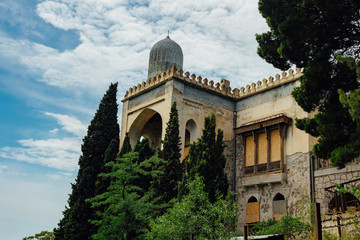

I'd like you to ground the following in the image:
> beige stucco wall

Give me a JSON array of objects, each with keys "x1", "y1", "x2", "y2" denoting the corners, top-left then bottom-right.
[
  {"x1": 172, "y1": 79, "x2": 234, "y2": 159},
  {"x1": 235, "y1": 82, "x2": 312, "y2": 158},
  {"x1": 121, "y1": 77, "x2": 235, "y2": 159},
  {"x1": 233, "y1": 80, "x2": 314, "y2": 229},
  {"x1": 120, "y1": 81, "x2": 172, "y2": 148}
]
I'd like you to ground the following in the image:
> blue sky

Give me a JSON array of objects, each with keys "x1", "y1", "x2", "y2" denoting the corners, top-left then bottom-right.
[{"x1": 0, "y1": 0, "x2": 279, "y2": 239}]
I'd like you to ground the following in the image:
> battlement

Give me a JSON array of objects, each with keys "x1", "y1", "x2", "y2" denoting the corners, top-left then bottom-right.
[{"x1": 123, "y1": 65, "x2": 303, "y2": 100}]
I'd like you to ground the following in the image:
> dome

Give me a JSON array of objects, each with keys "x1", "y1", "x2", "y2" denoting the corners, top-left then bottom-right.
[{"x1": 148, "y1": 36, "x2": 183, "y2": 79}]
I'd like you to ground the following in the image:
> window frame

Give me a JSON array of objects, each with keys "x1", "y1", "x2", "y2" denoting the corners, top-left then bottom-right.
[{"x1": 235, "y1": 114, "x2": 291, "y2": 175}]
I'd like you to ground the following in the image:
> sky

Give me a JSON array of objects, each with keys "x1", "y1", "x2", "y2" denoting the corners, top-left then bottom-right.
[{"x1": 0, "y1": 0, "x2": 280, "y2": 239}]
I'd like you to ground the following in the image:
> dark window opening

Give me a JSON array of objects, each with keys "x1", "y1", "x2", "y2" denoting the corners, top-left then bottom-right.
[
  {"x1": 248, "y1": 196, "x2": 258, "y2": 203},
  {"x1": 274, "y1": 193, "x2": 285, "y2": 201},
  {"x1": 328, "y1": 192, "x2": 360, "y2": 213}
]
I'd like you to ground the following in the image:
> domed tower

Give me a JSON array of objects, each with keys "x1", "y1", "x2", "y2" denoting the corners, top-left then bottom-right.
[{"x1": 148, "y1": 36, "x2": 183, "y2": 79}]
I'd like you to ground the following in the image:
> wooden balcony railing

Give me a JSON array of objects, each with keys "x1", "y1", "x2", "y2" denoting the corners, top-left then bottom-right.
[{"x1": 244, "y1": 160, "x2": 281, "y2": 175}]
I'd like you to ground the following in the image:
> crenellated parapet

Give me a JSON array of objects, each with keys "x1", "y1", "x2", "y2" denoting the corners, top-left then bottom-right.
[
  {"x1": 234, "y1": 67, "x2": 303, "y2": 98},
  {"x1": 123, "y1": 65, "x2": 303, "y2": 100}
]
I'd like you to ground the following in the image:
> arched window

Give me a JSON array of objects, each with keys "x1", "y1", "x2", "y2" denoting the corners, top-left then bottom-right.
[
  {"x1": 184, "y1": 119, "x2": 197, "y2": 157},
  {"x1": 246, "y1": 196, "x2": 260, "y2": 223},
  {"x1": 273, "y1": 193, "x2": 286, "y2": 220}
]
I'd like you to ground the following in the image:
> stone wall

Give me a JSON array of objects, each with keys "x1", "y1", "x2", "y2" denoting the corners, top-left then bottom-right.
[
  {"x1": 223, "y1": 139, "x2": 235, "y2": 191},
  {"x1": 314, "y1": 163, "x2": 360, "y2": 214},
  {"x1": 286, "y1": 152, "x2": 311, "y2": 216},
  {"x1": 234, "y1": 151, "x2": 311, "y2": 229}
]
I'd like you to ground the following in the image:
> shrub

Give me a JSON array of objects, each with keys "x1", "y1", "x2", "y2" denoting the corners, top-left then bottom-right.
[{"x1": 254, "y1": 215, "x2": 311, "y2": 239}]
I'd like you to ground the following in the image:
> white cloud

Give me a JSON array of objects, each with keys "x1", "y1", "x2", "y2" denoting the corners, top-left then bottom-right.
[
  {"x1": 0, "y1": 113, "x2": 86, "y2": 172},
  {"x1": 44, "y1": 112, "x2": 87, "y2": 137},
  {"x1": 36, "y1": 1, "x2": 81, "y2": 31},
  {"x1": 0, "y1": 0, "x2": 281, "y2": 173},
  {"x1": 0, "y1": 0, "x2": 278, "y2": 102},
  {"x1": 0, "y1": 165, "x2": 8, "y2": 173},
  {"x1": 0, "y1": 0, "x2": 280, "y2": 174},
  {"x1": 50, "y1": 128, "x2": 60, "y2": 134},
  {"x1": 0, "y1": 138, "x2": 81, "y2": 171}
]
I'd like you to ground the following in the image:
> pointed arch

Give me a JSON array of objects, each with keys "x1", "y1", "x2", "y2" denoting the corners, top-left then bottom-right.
[
  {"x1": 248, "y1": 196, "x2": 258, "y2": 203},
  {"x1": 128, "y1": 108, "x2": 163, "y2": 149},
  {"x1": 273, "y1": 193, "x2": 286, "y2": 220},
  {"x1": 273, "y1": 193, "x2": 285, "y2": 201},
  {"x1": 246, "y1": 196, "x2": 259, "y2": 223},
  {"x1": 184, "y1": 119, "x2": 197, "y2": 157}
]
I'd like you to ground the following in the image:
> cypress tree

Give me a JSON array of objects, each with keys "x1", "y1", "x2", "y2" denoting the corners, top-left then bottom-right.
[
  {"x1": 95, "y1": 138, "x2": 119, "y2": 196},
  {"x1": 119, "y1": 132, "x2": 132, "y2": 157},
  {"x1": 133, "y1": 138, "x2": 155, "y2": 163},
  {"x1": 183, "y1": 113, "x2": 228, "y2": 203},
  {"x1": 54, "y1": 83, "x2": 119, "y2": 240},
  {"x1": 152, "y1": 102, "x2": 183, "y2": 204},
  {"x1": 132, "y1": 138, "x2": 155, "y2": 195}
]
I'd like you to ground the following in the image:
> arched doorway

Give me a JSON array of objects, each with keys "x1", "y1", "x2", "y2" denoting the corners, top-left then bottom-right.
[
  {"x1": 246, "y1": 196, "x2": 260, "y2": 224},
  {"x1": 128, "y1": 109, "x2": 163, "y2": 149}
]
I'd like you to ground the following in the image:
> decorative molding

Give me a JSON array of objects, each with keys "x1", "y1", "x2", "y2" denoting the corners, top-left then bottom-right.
[{"x1": 123, "y1": 65, "x2": 303, "y2": 100}]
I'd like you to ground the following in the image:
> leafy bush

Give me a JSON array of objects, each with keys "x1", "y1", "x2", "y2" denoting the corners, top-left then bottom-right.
[
  {"x1": 147, "y1": 175, "x2": 238, "y2": 240},
  {"x1": 253, "y1": 215, "x2": 311, "y2": 239},
  {"x1": 253, "y1": 218, "x2": 278, "y2": 235}
]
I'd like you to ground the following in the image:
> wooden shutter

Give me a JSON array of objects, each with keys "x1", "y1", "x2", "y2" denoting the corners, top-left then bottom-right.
[
  {"x1": 245, "y1": 135, "x2": 255, "y2": 166},
  {"x1": 246, "y1": 202, "x2": 260, "y2": 223}
]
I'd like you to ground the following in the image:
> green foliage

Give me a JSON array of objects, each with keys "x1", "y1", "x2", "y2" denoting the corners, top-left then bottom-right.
[
  {"x1": 336, "y1": 185, "x2": 360, "y2": 239},
  {"x1": 182, "y1": 113, "x2": 229, "y2": 203},
  {"x1": 95, "y1": 138, "x2": 119, "y2": 196},
  {"x1": 253, "y1": 215, "x2": 311, "y2": 239},
  {"x1": 252, "y1": 218, "x2": 278, "y2": 234},
  {"x1": 152, "y1": 102, "x2": 183, "y2": 206},
  {"x1": 132, "y1": 138, "x2": 156, "y2": 195},
  {"x1": 337, "y1": 184, "x2": 360, "y2": 201},
  {"x1": 256, "y1": 0, "x2": 360, "y2": 168},
  {"x1": 345, "y1": 209, "x2": 360, "y2": 239},
  {"x1": 54, "y1": 83, "x2": 120, "y2": 240},
  {"x1": 23, "y1": 231, "x2": 55, "y2": 240},
  {"x1": 147, "y1": 175, "x2": 238, "y2": 240},
  {"x1": 87, "y1": 152, "x2": 165, "y2": 240},
  {"x1": 323, "y1": 230, "x2": 360, "y2": 240},
  {"x1": 133, "y1": 138, "x2": 155, "y2": 163},
  {"x1": 322, "y1": 230, "x2": 338, "y2": 240},
  {"x1": 334, "y1": 76, "x2": 360, "y2": 167},
  {"x1": 119, "y1": 132, "x2": 132, "y2": 157}
]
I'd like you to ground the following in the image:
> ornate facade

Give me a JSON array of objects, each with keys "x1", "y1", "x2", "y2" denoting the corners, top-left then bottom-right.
[{"x1": 120, "y1": 37, "x2": 360, "y2": 230}]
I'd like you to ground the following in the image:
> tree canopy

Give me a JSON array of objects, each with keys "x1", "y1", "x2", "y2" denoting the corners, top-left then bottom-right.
[
  {"x1": 256, "y1": 0, "x2": 360, "y2": 168},
  {"x1": 147, "y1": 175, "x2": 237, "y2": 240},
  {"x1": 23, "y1": 231, "x2": 55, "y2": 240},
  {"x1": 87, "y1": 152, "x2": 164, "y2": 240},
  {"x1": 152, "y1": 102, "x2": 183, "y2": 205},
  {"x1": 54, "y1": 83, "x2": 119, "y2": 240},
  {"x1": 182, "y1": 113, "x2": 228, "y2": 202},
  {"x1": 119, "y1": 132, "x2": 132, "y2": 157}
]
